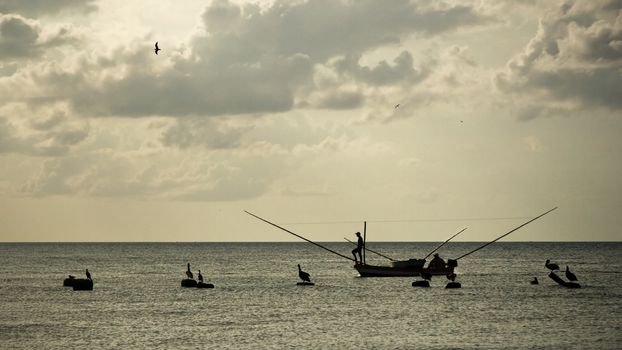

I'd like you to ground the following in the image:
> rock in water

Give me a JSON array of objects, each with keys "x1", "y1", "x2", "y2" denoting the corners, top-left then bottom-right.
[
  {"x1": 72, "y1": 279, "x2": 93, "y2": 291},
  {"x1": 197, "y1": 282, "x2": 214, "y2": 289},
  {"x1": 445, "y1": 282, "x2": 461, "y2": 289},
  {"x1": 412, "y1": 280, "x2": 430, "y2": 287},
  {"x1": 181, "y1": 279, "x2": 197, "y2": 288}
]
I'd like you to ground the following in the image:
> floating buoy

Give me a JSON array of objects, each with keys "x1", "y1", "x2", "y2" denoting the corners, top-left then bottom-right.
[
  {"x1": 197, "y1": 282, "x2": 214, "y2": 289},
  {"x1": 445, "y1": 281, "x2": 461, "y2": 289},
  {"x1": 412, "y1": 280, "x2": 430, "y2": 287},
  {"x1": 296, "y1": 281, "x2": 315, "y2": 286},
  {"x1": 181, "y1": 279, "x2": 197, "y2": 288},
  {"x1": 72, "y1": 278, "x2": 93, "y2": 291},
  {"x1": 548, "y1": 272, "x2": 580, "y2": 288}
]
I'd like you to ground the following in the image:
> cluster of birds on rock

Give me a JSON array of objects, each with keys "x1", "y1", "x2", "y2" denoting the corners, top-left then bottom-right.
[{"x1": 531, "y1": 259, "x2": 579, "y2": 287}]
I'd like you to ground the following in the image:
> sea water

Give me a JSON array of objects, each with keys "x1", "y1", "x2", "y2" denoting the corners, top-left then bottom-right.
[{"x1": 0, "y1": 242, "x2": 620, "y2": 349}]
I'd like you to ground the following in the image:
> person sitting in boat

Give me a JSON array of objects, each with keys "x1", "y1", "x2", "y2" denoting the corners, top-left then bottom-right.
[
  {"x1": 428, "y1": 253, "x2": 446, "y2": 270},
  {"x1": 352, "y1": 232, "x2": 364, "y2": 264}
]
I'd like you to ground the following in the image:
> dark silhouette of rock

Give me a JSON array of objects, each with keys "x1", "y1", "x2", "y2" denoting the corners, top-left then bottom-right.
[
  {"x1": 181, "y1": 279, "x2": 197, "y2": 288},
  {"x1": 72, "y1": 278, "x2": 93, "y2": 291}
]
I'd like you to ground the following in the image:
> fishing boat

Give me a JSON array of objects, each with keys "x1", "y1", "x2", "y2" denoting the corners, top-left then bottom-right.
[
  {"x1": 245, "y1": 207, "x2": 557, "y2": 278},
  {"x1": 353, "y1": 261, "x2": 455, "y2": 277}
]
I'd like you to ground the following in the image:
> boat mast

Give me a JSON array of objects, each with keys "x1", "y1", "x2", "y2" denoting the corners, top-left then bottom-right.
[{"x1": 363, "y1": 221, "x2": 367, "y2": 265}]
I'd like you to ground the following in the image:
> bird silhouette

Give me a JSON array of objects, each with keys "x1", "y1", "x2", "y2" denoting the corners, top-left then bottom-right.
[
  {"x1": 85, "y1": 269, "x2": 91, "y2": 280},
  {"x1": 298, "y1": 264, "x2": 311, "y2": 282},
  {"x1": 394, "y1": 104, "x2": 400, "y2": 109},
  {"x1": 198, "y1": 270, "x2": 203, "y2": 282},
  {"x1": 565, "y1": 266, "x2": 578, "y2": 281},
  {"x1": 531, "y1": 277, "x2": 539, "y2": 285},
  {"x1": 186, "y1": 263, "x2": 193, "y2": 279},
  {"x1": 545, "y1": 259, "x2": 560, "y2": 271},
  {"x1": 154, "y1": 42, "x2": 161, "y2": 55}
]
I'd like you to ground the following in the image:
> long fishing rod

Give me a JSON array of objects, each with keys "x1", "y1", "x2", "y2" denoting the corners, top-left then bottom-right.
[
  {"x1": 245, "y1": 210, "x2": 355, "y2": 262},
  {"x1": 423, "y1": 227, "x2": 467, "y2": 260},
  {"x1": 454, "y1": 207, "x2": 557, "y2": 261},
  {"x1": 344, "y1": 238, "x2": 396, "y2": 261}
]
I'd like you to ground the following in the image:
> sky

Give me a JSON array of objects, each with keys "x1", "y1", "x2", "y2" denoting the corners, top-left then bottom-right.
[{"x1": 0, "y1": 0, "x2": 621, "y2": 242}]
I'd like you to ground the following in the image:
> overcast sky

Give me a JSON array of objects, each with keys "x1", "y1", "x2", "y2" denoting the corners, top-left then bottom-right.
[{"x1": 0, "y1": 0, "x2": 620, "y2": 242}]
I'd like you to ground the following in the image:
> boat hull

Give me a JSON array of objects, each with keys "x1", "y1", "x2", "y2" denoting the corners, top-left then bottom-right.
[{"x1": 354, "y1": 263, "x2": 454, "y2": 277}]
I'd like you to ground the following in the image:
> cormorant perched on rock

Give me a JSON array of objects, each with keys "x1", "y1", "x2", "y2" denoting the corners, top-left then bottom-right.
[
  {"x1": 531, "y1": 277, "x2": 539, "y2": 285},
  {"x1": 85, "y1": 269, "x2": 91, "y2": 280},
  {"x1": 565, "y1": 266, "x2": 578, "y2": 281},
  {"x1": 298, "y1": 264, "x2": 311, "y2": 282},
  {"x1": 186, "y1": 263, "x2": 193, "y2": 279},
  {"x1": 198, "y1": 270, "x2": 203, "y2": 283},
  {"x1": 545, "y1": 259, "x2": 560, "y2": 271}
]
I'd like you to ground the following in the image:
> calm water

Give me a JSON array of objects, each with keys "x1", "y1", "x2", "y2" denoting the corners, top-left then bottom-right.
[{"x1": 0, "y1": 242, "x2": 621, "y2": 349}]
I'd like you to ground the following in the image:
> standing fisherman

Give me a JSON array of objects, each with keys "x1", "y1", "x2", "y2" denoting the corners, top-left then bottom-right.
[{"x1": 352, "y1": 232, "x2": 364, "y2": 264}]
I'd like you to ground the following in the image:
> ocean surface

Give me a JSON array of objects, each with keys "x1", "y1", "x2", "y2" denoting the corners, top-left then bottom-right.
[{"x1": 0, "y1": 242, "x2": 621, "y2": 349}]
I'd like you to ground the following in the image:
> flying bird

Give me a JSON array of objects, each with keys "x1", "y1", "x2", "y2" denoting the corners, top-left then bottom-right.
[
  {"x1": 298, "y1": 264, "x2": 311, "y2": 282},
  {"x1": 565, "y1": 266, "x2": 578, "y2": 281},
  {"x1": 394, "y1": 104, "x2": 400, "y2": 109},
  {"x1": 186, "y1": 263, "x2": 193, "y2": 279},
  {"x1": 545, "y1": 259, "x2": 560, "y2": 271},
  {"x1": 85, "y1": 269, "x2": 91, "y2": 280},
  {"x1": 154, "y1": 41, "x2": 161, "y2": 55}
]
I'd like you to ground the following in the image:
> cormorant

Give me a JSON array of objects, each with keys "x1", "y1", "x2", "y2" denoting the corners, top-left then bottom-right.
[
  {"x1": 85, "y1": 269, "x2": 91, "y2": 280},
  {"x1": 545, "y1": 259, "x2": 560, "y2": 271},
  {"x1": 186, "y1": 263, "x2": 193, "y2": 279},
  {"x1": 198, "y1": 270, "x2": 203, "y2": 283},
  {"x1": 154, "y1": 42, "x2": 161, "y2": 55},
  {"x1": 565, "y1": 266, "x2": 578, "y2": 281},
  {"x1": 298, "y1": 264, "x2": 311, "y2": 282}
]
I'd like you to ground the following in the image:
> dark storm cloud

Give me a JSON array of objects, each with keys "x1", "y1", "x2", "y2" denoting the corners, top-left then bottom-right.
[
  {"x1": 0, "y1": 0, "x2": 97, "y2": 17},
  {"x1": 495, "y1": 0, "x2": 622, "y2": 112}
]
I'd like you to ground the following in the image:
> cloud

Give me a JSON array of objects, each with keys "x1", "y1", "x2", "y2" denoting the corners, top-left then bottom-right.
[
  {"x1": 0, "y1": 0, "x2": 97, "y2": 17},
  {"x1": 1, "y1": 0, "x2": 492, "y2": 119},
  {"x1": 0, "y1": 14, "x2": 78, "y2": 61},
  {"x1": 333, "y1": 51, "x2": 429, "y2": 86},
  {"x1": 494, "y1": 0, "x2": 622, "y2": 114}
]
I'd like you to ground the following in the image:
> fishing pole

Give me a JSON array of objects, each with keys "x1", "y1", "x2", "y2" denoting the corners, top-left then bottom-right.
[
  {"x1": 245, "y1": 210, "x2": 355, "y2": 262},
  {"x1": 423, "y1": 227, "x2": 467, "y2": 260},
  {"x1": 344, "y1": 238, "x2": 396, "y2": 261},
  {"x1": 454, "y1": 207, "x2": 558, "y2": 261}
]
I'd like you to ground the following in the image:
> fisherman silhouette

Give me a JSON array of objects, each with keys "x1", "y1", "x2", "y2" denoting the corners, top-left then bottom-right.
[
  {"x1": 428, "y1": 253, "x2": 446, "y2": 270},
  {"x1": 351, "y1": 232, "x2": 364, "y2": 264}
]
